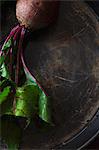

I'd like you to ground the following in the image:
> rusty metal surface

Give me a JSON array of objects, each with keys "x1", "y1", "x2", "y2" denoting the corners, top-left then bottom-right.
[{"x1": 1, "y1": 1, "x2": 99, "y2": 149}]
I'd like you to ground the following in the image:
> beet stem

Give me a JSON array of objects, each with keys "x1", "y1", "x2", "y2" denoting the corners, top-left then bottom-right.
[
  {"x1": 0, "y1": 25, "x2": 19, "y2": 57},
  {"x1": 13, "y1": 27, "x2": 26, "y2": 112},
  {"x1": 21, "y1": 34, "x2": 48, "y2": 97},
  {"x1": 15, "y1": 27, "x2": 26, "y2": 85},
  {"x1": 9, "y1": 26, "x2": 22, "y2": 79}
]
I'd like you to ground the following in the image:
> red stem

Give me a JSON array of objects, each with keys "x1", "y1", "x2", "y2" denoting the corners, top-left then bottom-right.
[
  {"x1": 0, "y1": 25, "x2": 20, "y2": 59},
  {"x1": 13, "y1": 26, "x2": 26, "y2": 112},
  {"x1": 9, "y1": 26, "x2": 22, "y2": 79},
  {"x1": 15, "y1": 27, "x2": 26, "y2": 85},
  {"x1": 21, "y1": 33, "x2": 48, "y2": 97},
  {"x1": 0, "y1": 25, "x2": 19, "y2": 53}
]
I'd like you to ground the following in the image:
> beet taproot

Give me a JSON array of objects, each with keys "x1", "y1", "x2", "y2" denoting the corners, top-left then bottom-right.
[{"x1": 16, "y1": 0, "x2": 59, "y2": 30}]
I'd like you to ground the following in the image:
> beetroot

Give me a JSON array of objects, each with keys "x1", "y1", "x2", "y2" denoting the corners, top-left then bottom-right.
[
  {"x1": 16, "y1": 0, "x2": 59, "y2": 30},
  {"x1": 0, "y1": 0, "x2": 59, "y2": 126},
  {"x1": 0, "y1": 1, "x2": 60, "y2": 148},
  {"x1": 0, "y1": 0, "x2": 59, "y2": 86}
]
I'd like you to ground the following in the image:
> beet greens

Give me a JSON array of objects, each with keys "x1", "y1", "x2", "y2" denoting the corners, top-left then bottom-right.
[
  {"x1": 0, "y1": 0, "x2": 60, "y2": 148},
  {"x1": 0, "y1": 25, "x2": 51, "y2": 123}
]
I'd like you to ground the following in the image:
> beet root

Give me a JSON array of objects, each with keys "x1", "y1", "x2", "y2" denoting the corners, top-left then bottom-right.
[{"x1": 16, "y1": 0, "x2": 59, "y2": 30}]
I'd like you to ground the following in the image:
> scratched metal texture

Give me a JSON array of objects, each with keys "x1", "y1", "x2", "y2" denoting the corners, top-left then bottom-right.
[{"x1": 1, "y1": 1, "x2": 99, "y2": 149}]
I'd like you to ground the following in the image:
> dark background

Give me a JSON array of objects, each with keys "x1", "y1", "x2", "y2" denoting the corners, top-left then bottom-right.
[
  {"x1": 0, "y1": 0, "x2": 99, "y2": 149},
  {"x1": 86, "y1": 135, "x2": 99, "y2": 149},
  {"x1": 86, "y1": 1, "x2": 99, "y2": 149}
]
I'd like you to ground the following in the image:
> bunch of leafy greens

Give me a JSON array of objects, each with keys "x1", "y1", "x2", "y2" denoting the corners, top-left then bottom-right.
[{"x1": 0, "y1": 26, "x2": 51, "y2": 149}]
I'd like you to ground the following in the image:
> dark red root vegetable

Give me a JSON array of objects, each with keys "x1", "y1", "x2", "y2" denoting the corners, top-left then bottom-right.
[
  {"x1": 0, "y1": 0, "x2": 59, "y2": 84},
  {"x1": 0, "y1": 0, "x2": 59, "y2": 92},
  {"x1": 16, "y1": 0, "x2": 59, "y2": 30},
  {"x1": 0, "y1": 0, "x2": 60, "y2": 125},
  {"x1": 16, "y1": 0, "x2": 59, "y2": 85}
]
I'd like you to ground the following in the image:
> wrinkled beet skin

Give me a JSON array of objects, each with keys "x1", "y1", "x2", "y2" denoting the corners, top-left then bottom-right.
[{"x1": 16, "y1": 0, "x2": 59, "y2": 30}]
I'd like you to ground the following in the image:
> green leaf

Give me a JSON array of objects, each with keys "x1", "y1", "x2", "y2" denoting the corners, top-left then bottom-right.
[
  {"x1": 39, "y1": 91, "x2": 51, "y2": 123},
  {"x1": 0, "y1": 35, "x2": 51, "y2": 125},
  {"x1": 0, "y1": 55, "x2": 4, "y2": 66},
  {"x1": 24, "y1": 69, "x2": 51, "y2": 124},
  {"x1": 24, "y1": 69, "x2": 37, "y2": 85},
  {"x1": 2, "y1": 38, "x2": 12, "y2": 52},
  {"x1": 0, "y1": 86, "x2": 10, "y2": 104},
  {"x1": 0, "y1": 38, "x2": 12, "y2": 79},
  {"x1": 0, "y1": 63, "x2": 10, "y2": 79},
  {"x1": 0, "y1": 93, "x2": 14, "y2": 116},
  {"x1": 15, "y1": 84, "x2": 39, "y2": 119},
  {"x1": 1, "y1": 116, "x2": 22, "y2": 150},
  {"x1": 0, "y1": 79, "x2": 5, "y2": 87},
  {"x1": 0, "y1": 79, "x2": 15, "y2": 116}
]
